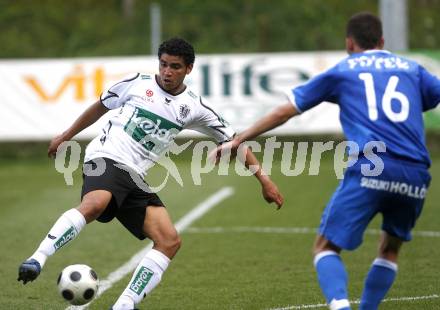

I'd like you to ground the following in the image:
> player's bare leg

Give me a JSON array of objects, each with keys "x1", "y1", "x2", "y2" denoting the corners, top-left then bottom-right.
[
  {"x1": 111, "y1": 206, "x2": 180, "y2": 310},
  {"x1": 313, "y1": 235, "x2": 342, "y2": 255},
  {"x1": 313, "y1": 235, "x2": 351, "y2": 310},
  {"x1": 377, "y1": 231, "x2": 402, "y2": 262},
  {"x1": 17, "y1": 190, "x2": 112, "y2": 284},
  {"x1": 360, "y1": 231, "x2": 402, "y2": 310},
  {"x1": 78, "y1": 190, "x2": 114, "y2": 223}
]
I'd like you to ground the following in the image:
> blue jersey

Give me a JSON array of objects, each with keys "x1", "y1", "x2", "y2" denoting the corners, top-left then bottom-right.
[{"x1": 290, "y1": 50, "x2": 440, "y2": 166}]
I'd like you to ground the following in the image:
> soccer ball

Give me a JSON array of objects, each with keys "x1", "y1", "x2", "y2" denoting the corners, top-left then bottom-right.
[{"x1": 57, "y1": 264, "x2": 99, "y2": 305}]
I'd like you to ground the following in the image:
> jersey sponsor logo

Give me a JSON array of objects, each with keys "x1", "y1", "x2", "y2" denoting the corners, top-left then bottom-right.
[
  {"x1": 187, "y1": 90, "x2": 197, "y2": 99},
  {"x1": 217, "y1": 115, "x2": 229, "y2": 126},
  {"x1": 360, "y1": 177, "x2": 427, "y2": 199},
  {"x1": 124, "y1": 107, "x2": 182, "y2": 154},
  {"x1": 54, "y1": 226, "x2": 77, "y2": 250},
  {"x1": 141, "y1": 96, "x2": 154, "y2": 104},
  {"x1": 175, "y1": 104, "x2": 190, "y2": 126},
  {"x1": 47, "y1": 234, "x2": 56, "y2": 240},
  {"x1": 146, "y1": 89, "x2": 154, "y2": 97},
  {"x1": 100, "y1": 120, "x2": 113, "y2": 145},
  {"x1": 175, "y1": 117, "x2": 185, "y2": 126},
  {"x1": 129, "y1": 267, "x2": 154, "y2": 295}
]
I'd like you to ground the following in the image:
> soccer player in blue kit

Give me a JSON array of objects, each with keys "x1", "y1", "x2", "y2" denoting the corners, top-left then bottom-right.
[{"x1": 211, "y1": 12, "x2": 440, "y2": 310}]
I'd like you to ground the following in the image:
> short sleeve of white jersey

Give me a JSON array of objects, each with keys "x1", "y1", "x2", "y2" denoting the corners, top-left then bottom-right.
[
  {"x1": 186, "y1": 97, "x2": 235, "y2": 144},
  {"x1": 100, "y1": 73, "x2": 140, "y2": 109}
]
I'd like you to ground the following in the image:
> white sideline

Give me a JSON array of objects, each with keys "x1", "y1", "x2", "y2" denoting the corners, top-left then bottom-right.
[
  {"x1": 269, "y1": 294, "x2": 440, "y2": 310},
  {"x1": 66, "y1": 186, "x2": 235, "y2": 310},
  {"x1": 185, "y1": 226, "x2": 440, "y2": 238}
]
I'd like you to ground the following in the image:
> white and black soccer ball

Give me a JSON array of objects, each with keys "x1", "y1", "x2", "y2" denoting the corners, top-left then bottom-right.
[{"x1": 57, "y1": 264, "x2": 99, "y2": 305}]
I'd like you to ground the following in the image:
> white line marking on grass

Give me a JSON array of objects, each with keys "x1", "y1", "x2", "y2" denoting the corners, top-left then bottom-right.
[
  {"x1": 66, "y1": 186, "x2": 234, "y2": 310},
  {"x1": 186, "y1": 226, "x2": 316, "y2": 234},
  {"x1": 268, "y1": 294, "x2": 440, "y2": 310},
  {"x1": 186, "y1": 226, "x2": 440, "y2": 238},
  {"x1": 185, "y1": 226, "x2": 440, "y2": 309}
]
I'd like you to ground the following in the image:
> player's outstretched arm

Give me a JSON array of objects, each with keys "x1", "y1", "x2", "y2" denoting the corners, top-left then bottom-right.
[
  {"x1": 48, "y1": 100, "x2": 109, "y2": 158},
  {"x1": 210, "y1": 102, "x2": 298, "y2": 163},
  {"x1": 236, "y1": 102, "x2": 298, "y2": 144},
  {"x1": 241, "y1": 145, "x2": 284, "y2": 209}
]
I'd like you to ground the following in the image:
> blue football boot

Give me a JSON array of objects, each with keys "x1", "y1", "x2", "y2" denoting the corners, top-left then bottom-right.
[{"x1": 17, "y1": 259, "x2": 41, "y2": 284}]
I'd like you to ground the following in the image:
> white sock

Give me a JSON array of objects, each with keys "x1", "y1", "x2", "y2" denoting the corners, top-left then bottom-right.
[
  {"x1": 329, "y1": 298, "x2": 350, "y2": 310},
  {"x1": 30, "y1": 208, "x2": 86, "y2": 267},
  {"x1": 113, "y1": 249, "x2": 170, "y2": 309}
]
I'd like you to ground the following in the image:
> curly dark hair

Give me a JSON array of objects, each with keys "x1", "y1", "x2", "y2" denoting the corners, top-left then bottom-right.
[
  {"x1": 158, "y1": 37, "x2": 195, "y2": 65},
  {"x1": 346, "y1": 12, "x2": 382, "y2": 50}
]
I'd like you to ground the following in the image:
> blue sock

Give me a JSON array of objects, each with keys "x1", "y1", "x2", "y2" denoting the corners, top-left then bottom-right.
[
  {"x1": 314, "y1": 251, "x2": 351, "y2": 310},
  {"x1": 360, "y1": 258, "x2": 397, "y2": 310}
]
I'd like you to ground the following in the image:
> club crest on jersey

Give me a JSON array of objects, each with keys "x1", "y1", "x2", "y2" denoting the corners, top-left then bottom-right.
[
  {"x1": 179, "y1": 104, "x2": 190, "y2": 119},
  {"x1": 146, "y1": 89, "x2": 154, "y2": 97},
  {"x1": 175, "y1": 104, "x2": 190, "y2": 126}
]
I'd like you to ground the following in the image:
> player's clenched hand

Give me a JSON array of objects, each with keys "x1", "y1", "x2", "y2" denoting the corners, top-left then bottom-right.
[
  {"x1": 47, "y1": 134, "x2": 66, "y2": 158},
  {"x1": 261, "y1": 178, "x2": 284, "y2": 210}
]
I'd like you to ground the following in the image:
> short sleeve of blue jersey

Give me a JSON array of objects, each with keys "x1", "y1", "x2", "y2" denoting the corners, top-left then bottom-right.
[
  {"x1": 291, "y1": 66, "x2": 338, "y2": 113},
  {"x1": 419, "y1": 66, "x2": 440, "y2": 111}
]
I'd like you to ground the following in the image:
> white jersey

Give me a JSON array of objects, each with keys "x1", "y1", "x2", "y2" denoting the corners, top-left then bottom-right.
[{"x1": 84, "y1": 73, "x2": 235, "y2": 176}]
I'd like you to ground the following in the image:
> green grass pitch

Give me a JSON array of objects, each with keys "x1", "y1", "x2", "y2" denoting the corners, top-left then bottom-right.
[{"x1": 0, "y1": 146, "x2": 439, "y2": 309}]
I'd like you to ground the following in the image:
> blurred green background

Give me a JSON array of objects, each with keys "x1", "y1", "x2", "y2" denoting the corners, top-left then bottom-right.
[{"x1": 1, "y1": 0, "x2": 440, "y2": 58}]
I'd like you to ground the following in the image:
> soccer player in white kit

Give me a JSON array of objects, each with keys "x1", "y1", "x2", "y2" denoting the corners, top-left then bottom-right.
[{"x1": 17, "y1": 38, "x2": 284, "y2": 310}]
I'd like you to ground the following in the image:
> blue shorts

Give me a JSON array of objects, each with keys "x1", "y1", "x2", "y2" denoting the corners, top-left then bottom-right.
[{"x1": 319, "y1": 156, "x2": 431, "y2": 250}]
